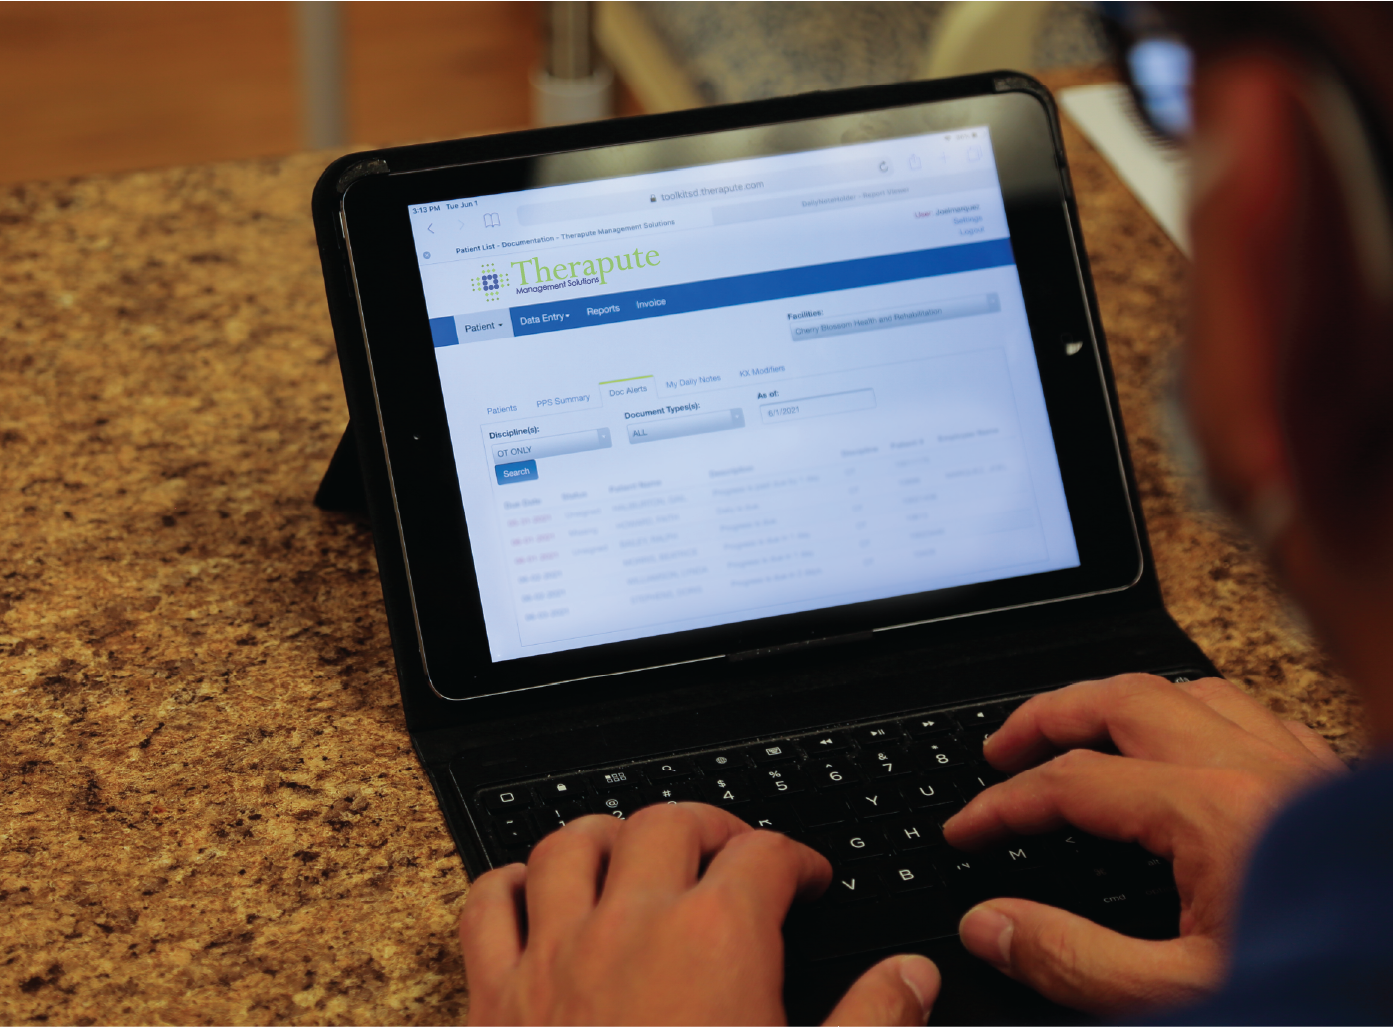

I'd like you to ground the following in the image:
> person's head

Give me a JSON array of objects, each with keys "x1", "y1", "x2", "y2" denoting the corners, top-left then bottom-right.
[{"x1": 1130, "y1": 4, "x2": 1391, "y2": 739}]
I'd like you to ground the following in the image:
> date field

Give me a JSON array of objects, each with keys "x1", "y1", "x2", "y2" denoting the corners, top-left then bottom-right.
[{"x1": 759, "y1": 388, "x2": 876, "y2": 424}]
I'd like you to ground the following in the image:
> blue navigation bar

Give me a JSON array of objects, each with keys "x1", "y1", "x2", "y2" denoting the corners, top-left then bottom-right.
[{"x1": 507, "y1": 238, "x2": 1014, "y2": 338}]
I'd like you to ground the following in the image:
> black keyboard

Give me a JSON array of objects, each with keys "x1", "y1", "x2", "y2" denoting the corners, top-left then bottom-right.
[{"x1": 466, "y1": 672, "x2": 1199, "y2": 962}]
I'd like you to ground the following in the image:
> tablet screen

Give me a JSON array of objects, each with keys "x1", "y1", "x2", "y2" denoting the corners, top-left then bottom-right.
[{"x1": 405, "y1": 126, "x2": 1080, "y2": 663}]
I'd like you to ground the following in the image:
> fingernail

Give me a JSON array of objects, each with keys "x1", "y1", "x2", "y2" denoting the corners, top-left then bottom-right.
[
  {"x1": 897, "y1": 955, "x2": 940, "y2": 1021},
  {"x1": 959, "y1": 904, "x2": 1014, "y2": 969}
]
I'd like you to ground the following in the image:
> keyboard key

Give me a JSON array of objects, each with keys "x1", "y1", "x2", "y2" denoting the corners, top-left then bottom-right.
[
  {"x1": 934, "y1": 852, "x2": 989, "y2": 886},
  {"x1": 929, "y1": 800, "x2": 967, "y2": 828},
  {"x1": 640, "y1": 782, "x2": 701, "y2": 806},
  {"x1": 644, "y1": 759, "x2": 696, "y2": 781},
  {"x1": 749, "y1": 742, "x2": 798, "y2": 764},
  {"x1": 881, "y1": 855, "x2": 937, "y2": 893},
  {"x1": 1127, "y1": 881, "x2": 1183, "y2": 932},
  {"x1": 590, "y1": 768, "x2": 640, "y2": 791},
  {"x1": 988, "y1": 866, "x2": 1064, "y2": 905},
  {"x1": 700, "y1": 772, "x2": 752, "y2": 806},
  {"x1": 1090, "y1": 843, "x2": 1177, "y2": 888},
  {"x1": 1156, "y1": 669, "x2": 1206, "y2": 684},
  {"x1": 911, "y1": 738, "x2": 968, "y2": 770},
  {"x1": 592, "y1": 793, "x2": 638, "y2": 819},
  {"x1": 806, "y1": 757, "x2": 863, "y2": 790},
  {"x1": 961, "y1": 728, "x2": 993, "y2": 760},
  {"x1": 753, "y1": 765, "x2": 807, "y2": 798},
  {"x1": 828, "y1": 868, "x2": 882, "y2": 903},
  {"x1": 904, "y1": 772, "x2": 959, "y2": 807},
  {"x1": 1135, "y1": 853, "x2": 1174, "y2": 884},
  {"x1": 903, "y1": 712, "x2": 956, "y2": 736},
  {"x1": 534, "y1": 799, "x2": 591, "y2": 830},
  {"x1": 856, "y1": 724, "x2": 903, "y2": 745},
  {"x1": 790, "y1": 892, "x2": 960, "y2": 962},
  {"x1": 854, "y1": 746, "x2": 912, "y2": 779},
  {"x1": 953, "y1": 764, "x2": 1006, "y2": 799},
  {"x1": 883, "y1": 812, "x2": 943, "y2": 850},
  {"x1": 989, "y1": 840, "x2": 1049, "y2": 872},
  {"x1": 791, "y1": 793, "x2": 850, "y2": 828},
  {"x1": 1073, "y1": 885, "x2": 1146, "y2": 928},
  {"x1": 535, "y1": 776, "x2": 588, "y2": 802},
  {"x1": 958, "y1": 704, "x2": 1005, "y2": 728},
  {"x1": 698, "y1": 751, "x2": 753, "y2": 773},
  {"x1": 1071, "y1": 853, "x2": 1137, "y2": 898},
  {"x1": 482, "y1": 786, "x2": 533, "y2": 811},
  {"x1": 492, "y1": 812, "x2": 536, "y2": 847},
  {"x1": 819, "y1": 826, "x2": 887, "y2": 862},
  {"x1": 740, "y1": 806, "x2": 798, "y2": 833},
  {"x1": 802, "y1": 731, "x2": 851, "y2": 753},
  {"x1": 1044, "y1": 830, "x2": 1093, "y2": 862},
  {"x1": 845, "y1": 789, "x2": 906, "y2": 819},
  {"x1": 1085, "y1": 838, "x2": 1148, "y2": 869}
]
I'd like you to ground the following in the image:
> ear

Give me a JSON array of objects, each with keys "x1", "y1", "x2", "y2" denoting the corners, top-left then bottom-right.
[
  {"x1": 1185, "y1": 54, "x2": 1391, "y2": 580},
  {"x1": 1184, "y1": 57, "x2": 1301, "y2": 527}
]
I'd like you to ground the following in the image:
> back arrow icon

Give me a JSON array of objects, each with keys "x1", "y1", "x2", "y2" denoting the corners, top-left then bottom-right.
[{"x1": 427, "y1": 223, "x2": 435, "y2": 233}]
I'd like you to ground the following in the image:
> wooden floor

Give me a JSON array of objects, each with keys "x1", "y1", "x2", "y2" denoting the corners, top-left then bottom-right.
[{"x1": 0, "y1": 1, "x2": 545, "y2": 185}]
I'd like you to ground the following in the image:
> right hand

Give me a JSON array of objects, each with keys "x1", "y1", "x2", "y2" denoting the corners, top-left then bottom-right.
[{"x1": 942, "y1": 673, "x2": 1344, "y2": 1017}]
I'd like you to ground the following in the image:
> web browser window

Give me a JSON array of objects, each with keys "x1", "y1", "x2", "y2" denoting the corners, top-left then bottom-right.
[{"x1": 406, "y1": 127, "x2": 1080, "y2": 663}]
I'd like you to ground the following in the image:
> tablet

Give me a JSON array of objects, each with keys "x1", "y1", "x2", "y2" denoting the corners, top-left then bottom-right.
[{"x1": 332, "y1": 77, "x2": 1141, "y2": 701}]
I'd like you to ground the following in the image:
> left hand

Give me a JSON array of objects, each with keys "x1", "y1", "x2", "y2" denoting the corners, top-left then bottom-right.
[{"x1": 460, "y1": 802, "x2": 941, "y2": 1025}]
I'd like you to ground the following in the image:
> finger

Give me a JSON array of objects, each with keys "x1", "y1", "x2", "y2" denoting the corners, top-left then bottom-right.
[
  {"x1": 943, "y1": 749, "x2": 1205, "y2": 855},
  {"x1": 984, "y1": 674, "x2": 1300, "y2": 774},
  {"x1": 1174, "y1": 677, "x2": 1319, "y2": 763},
  {"x1": 695, "y1": 829, "x2": 832, "y2": 923},
  {"x1": 459, "y1": 863, "x2": 527, "y2": 999},
  {"x1": 959, "y1": 899, "x2": 1222, "y2": 1016},
  {"x1": 821, "y1": 954, "x2": 940, "y2": 1026},
  {"x1": 523, "y1": 814, "x2": 622, "y2": 953},
  {"x1": 1282, "y1": 719, "x2": 1347, "y2": 773},
  {"x1": 604, "y1": 802, "x2": 752, "y2": 896}
]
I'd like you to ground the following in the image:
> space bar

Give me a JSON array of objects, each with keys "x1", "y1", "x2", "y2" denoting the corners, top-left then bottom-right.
[{"x1": 788, "y1": 895, "x2": 961, "y2": 962}]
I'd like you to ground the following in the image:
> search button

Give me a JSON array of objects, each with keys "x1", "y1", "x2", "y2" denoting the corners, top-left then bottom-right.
[{"x1": 495, "y1": 460, "x2": 538, "y2": 485}]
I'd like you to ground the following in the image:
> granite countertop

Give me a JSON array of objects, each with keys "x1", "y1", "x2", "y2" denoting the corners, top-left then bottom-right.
[{"x1": 0, "y1": 70, "x2": 1364, "y2": 1025}]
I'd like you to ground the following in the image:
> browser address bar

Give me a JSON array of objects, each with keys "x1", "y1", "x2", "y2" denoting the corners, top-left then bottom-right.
[{"x1": 514, "y1": 157, "x2": 894, "y2": 227}]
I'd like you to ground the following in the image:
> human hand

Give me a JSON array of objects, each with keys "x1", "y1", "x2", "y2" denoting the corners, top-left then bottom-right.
[
  {"x1": 942, "y1": 673, "x2": 1344, "y2": 1017},
  {"x1": 461, "y1": 802, "x2": 941, "y2": 1025}
]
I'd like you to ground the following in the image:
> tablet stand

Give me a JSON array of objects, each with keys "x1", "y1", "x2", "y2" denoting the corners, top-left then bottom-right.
[{"x1": 313, "y1": 421, "x2": 369, "y2": 517}]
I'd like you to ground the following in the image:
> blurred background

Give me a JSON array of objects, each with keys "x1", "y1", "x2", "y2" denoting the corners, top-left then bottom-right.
[{"x1": 0, "y1": 1, "x2": 1115, "y2": 186}]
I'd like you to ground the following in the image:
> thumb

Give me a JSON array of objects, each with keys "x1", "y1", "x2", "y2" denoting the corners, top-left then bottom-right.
[
  {"x1": 958, "y1": 899, "x2": 1223, "y2": 1016},
  {"x1": 822, "y1": 953, "x2": 940, "y2": 1026}
]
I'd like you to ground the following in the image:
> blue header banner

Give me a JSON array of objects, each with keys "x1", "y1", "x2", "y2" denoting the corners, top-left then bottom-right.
[{"x1": 507, "y1": 238, "x2": 1015, "y2": 338}]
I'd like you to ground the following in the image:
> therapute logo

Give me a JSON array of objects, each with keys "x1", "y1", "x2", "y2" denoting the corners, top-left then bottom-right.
[
  {"x1": 470, "y1": 261, "x2": 511, "y2": 303},
  {"x1": 509, "y1": 248, "x2": 661, "y2": 295}
]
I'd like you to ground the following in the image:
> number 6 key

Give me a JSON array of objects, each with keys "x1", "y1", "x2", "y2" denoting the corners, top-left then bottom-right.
[{"x1": 809, "y1": 757, "x2": 864, "y2": 790}]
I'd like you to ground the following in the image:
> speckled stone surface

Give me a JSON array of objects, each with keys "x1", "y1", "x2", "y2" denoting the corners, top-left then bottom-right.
[{"x1": 0, "y1": 70, "x2": 1363, "y2": 1025}]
